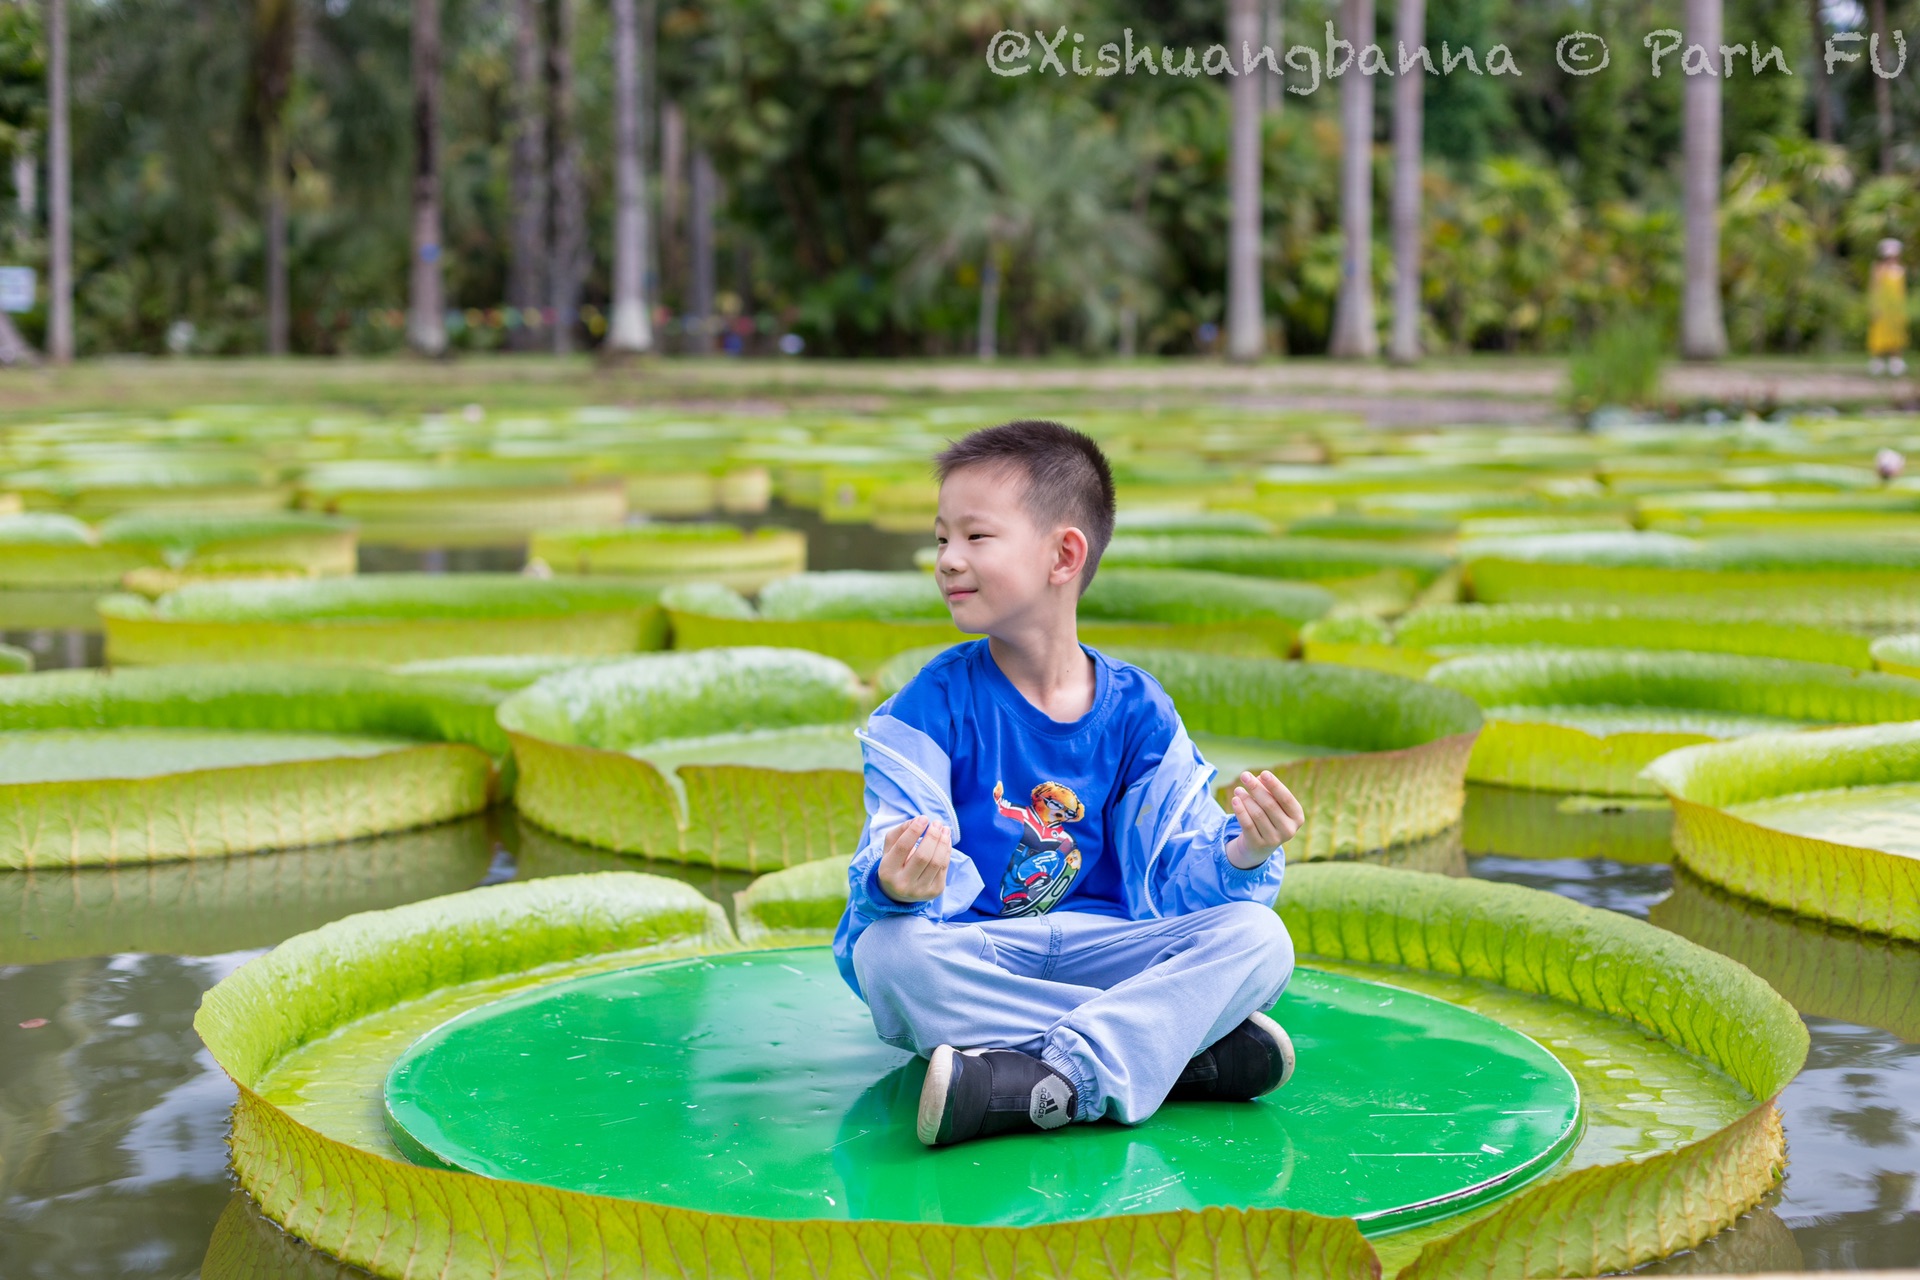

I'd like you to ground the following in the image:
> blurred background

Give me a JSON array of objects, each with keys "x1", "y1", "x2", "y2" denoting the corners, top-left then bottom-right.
[{"x1": 0, "y1": 0, "x2": 1915, "y2": 365}]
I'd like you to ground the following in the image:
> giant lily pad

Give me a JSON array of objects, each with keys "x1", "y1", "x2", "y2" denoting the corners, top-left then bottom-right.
[
  {"x1": 1464, "y1": 532, "x2": 1920, "y2": 629},
  {"x1": 528, "y1": 523, "x2": 805, "y2": 590},
  {"x1": 0, "y1": 511, "x2": 358, "y2": 628},
  {"x1": 500, "y1": 647, "x2": 868, "y2": 870},
  {"x1": 667, "y1": 569, "x2": 1333, "y2": 677},
  {"x1": 191, "y1": 865, "x2": 1802, "y2": 1280},
  {"x1": 384, "y1": 951, "x2": 1583, "y2": 1234},
  {"x1": 1429, "y1": 649, "x2": 1920, "y2": 795},
  {"x1": 100, "y1": 574, "x2": 667, "y2": 666},
  {"x1": 1641, "y1": 722, "x2": 1920, "y2": 941},
  {"x1": 297, "y1": 461, "x2": 628, "y2": 548},
  {"x1": 0, "y1": 666, "x2": 504, "y2": 868},
  {"x1": 4, "y1": 456, "x2": 292, "y2": 519},
  {"x1": 1102, "y1": 534, "x2": 1454, "y2": 613},
  {"x1": 733, "y1": 861, "x2": 1807, "y2": 1276},
  {"x1": 1872, "y1": 632, "x2": 1920, "y2": 678},
  {"x1": 1392, "y1": 603, "x2": 1874, "y2": 670}
]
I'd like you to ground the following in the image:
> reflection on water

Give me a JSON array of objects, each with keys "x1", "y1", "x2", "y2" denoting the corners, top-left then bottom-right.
[
  {"x1": 0, "y1": 817, "x2": 496, "y2": 966},
  {"x1": 0, "y1": 951, "x2": 248, "y2": 1280}
]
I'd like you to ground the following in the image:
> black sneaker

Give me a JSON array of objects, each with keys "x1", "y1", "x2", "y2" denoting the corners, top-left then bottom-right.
[
  {"x1": 917, "y1": 1045, "x2": 1078, "y2": 1146},
  {"x1": 1167, "y1": 1011, "x2": 1295, "y2": 1103}
]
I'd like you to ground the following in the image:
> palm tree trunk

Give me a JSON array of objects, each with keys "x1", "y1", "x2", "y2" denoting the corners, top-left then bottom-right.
[
  {"x1": 47, "y1": 0, "x2": 72, "y2": 364},
  {"x1": 1328, "y1": 0, "x2": 1377, "y2": 358},
  {"x1": 977, "y1": 251, "x2": 999, "y2": 360},
  {"x1": 1871, "y1": 0, "x2": 1894, "y2": 174},
  {"x1": 507, "y1": 0, "x2": 545, "y2": 352},
  {"x1": 1808, "y1": 0, "x2": 1833, "y2": 144},
  {"x1": 546, "y1": 0, "x2": 585, "y2": 353},
  {"x1": 607, "y1": 0, "x2": 653, "y2": 353},
  {"x1": 1680, "y1": 0, "x2": 1727, "y2": 360},
  {"x1": 265, "y1": 134, "x2": 289, "y2": 354},
  {"x1": 661, "y1": 99, "x2": 685, "y2": 315},
  {"x1": 1225, "y1": 0, "x2": 1265, "y2": 363},
  {"x1": 688, "y1": 145, "x2": 717, "y2": 355},
  {"x1": 640, "y1": 0, "x2": 659, "y2": 319},
  {"x1": 252, "y1": 0, "x2": 296, "y2": 355},
  {"x1": 1388, "y1": 0, "x2": 1425, "y2": 364},
  {"x1": 408, "y1": 0, "x2": 447, "y2": 357},
  {"x1": 1265, "y1": 0, "x2": 1284, "y2": 113}
]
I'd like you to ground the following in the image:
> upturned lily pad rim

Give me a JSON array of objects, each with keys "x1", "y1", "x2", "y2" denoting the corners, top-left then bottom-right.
[
  {"x1": 101, "y1": 573, "x2": 664, "y2": 623},
  {"x1": 1639, "y1": 723, "x2": 1920, "y2": 940},
  {"x1": 193, "y1": 864, "x2": 1804, "y2": 1280}
]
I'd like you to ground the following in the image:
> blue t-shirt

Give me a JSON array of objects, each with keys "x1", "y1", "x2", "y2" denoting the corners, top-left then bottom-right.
[{"x1": 877, "y1": 640, "x2": 1184, "y2": 921}]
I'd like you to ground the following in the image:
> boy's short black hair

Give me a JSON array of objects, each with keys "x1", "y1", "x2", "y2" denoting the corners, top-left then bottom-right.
[{"x1": 934, "y1": 420, "x2": 1117, "y2": 588}]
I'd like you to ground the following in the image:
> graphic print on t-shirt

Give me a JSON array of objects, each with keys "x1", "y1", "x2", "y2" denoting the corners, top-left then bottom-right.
[{"x1": 993, "y1": 779, "x2": 1087, "y2": 916}]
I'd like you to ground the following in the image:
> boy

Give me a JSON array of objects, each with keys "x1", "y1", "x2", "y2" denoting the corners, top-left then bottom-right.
[{"x1": 833, "y1": 420, "x2": 1304, "y2": 1148}]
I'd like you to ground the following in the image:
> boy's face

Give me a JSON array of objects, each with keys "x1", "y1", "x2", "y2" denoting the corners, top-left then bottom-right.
[{"x1": 933, "y1": 464, "x2": 1077, "y2": 635}]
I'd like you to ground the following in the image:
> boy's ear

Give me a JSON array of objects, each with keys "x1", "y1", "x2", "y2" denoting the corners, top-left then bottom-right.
[{"x1": 1051, "y1": 526, "x2": 1090, "y2": 586}]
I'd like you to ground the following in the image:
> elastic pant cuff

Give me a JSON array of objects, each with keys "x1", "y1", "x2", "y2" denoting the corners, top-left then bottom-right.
[{"x1": 1040, "y1": 1044, "x2": 1101, "y2": 1123}]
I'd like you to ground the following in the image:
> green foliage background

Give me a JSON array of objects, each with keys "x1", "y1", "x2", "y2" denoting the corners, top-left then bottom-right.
[{"x1": 1, "y1": 0, "x2": 1917, "y2": 356}]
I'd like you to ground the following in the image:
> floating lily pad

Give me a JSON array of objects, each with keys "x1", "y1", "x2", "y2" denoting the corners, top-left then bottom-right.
[
  {"x1": 1872, "y1": 632, "x2": 1920, "y2": 678},
  {"x1": 101, "y1": 574, "x2": 667, "y2": 666},
  {"x1": 500, "y1": 647, "x2": 868, "y2": 870},
  {"x1": 0, "y1": 666, "x2": 504, "y2": 868},
  {"x1": 528, "y1": 523, "x2": 805, "y2": 591},
  {"x1": 382, "y1": 951, "x2": 1582, "y2": 1235},
  {"x1": 1430, "y1": 648, "x2": 1920, "y2": 795},
  {"x1": 192, "y1": 864, "x2": 1805, "y2": 1280},
  {"x1": 1102, "y1": 534, "x2": 1453, "y2": 613},
  {"x1": 1391, "y1": 603, "x2": 1874, "y2": 669},
  {"x1": 297, "y1": 461, "x2": 628, "y2": 548},
  {"x1": 1642, "y1": 722, "x2": 1920, "y2": 940},
  {"x1": 1465, "y1": 532, "x2": 1920, "y2": 629}
]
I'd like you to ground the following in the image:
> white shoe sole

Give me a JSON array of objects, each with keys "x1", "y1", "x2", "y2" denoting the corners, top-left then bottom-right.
[
  {"x1": 1249, "y1": 1009, "x2": 1296, "y2": 1091},
  {"x1": 917, "y1": 1044, "x2": 956, "y2": 1146}
]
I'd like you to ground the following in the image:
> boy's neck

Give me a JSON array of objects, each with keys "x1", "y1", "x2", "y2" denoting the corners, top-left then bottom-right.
[{"x1": 986, "y1": 623, "x2": 1096, "y2": 724}]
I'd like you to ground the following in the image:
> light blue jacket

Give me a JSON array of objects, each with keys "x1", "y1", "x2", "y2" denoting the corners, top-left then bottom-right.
[{"x1": 832, "y1": 708, "x2": 1285, "y2": 999}]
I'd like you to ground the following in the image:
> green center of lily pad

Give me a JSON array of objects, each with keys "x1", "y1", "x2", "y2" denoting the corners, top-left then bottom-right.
[
  {"x1": 1486, "y1": 705, "x2": 1806, "y2": 739},
  {"x1": 1729, "y1": 781, "x2": 1920, "y2": 859},
  {"x1": 629, "y1": 723, "x2": 867, "y2": 775},
  {"x1": 382, "y1": 948, "x2": 1581, "y2": 1234},
  {"x1": 0, "y1": 728, "x2": 417, "y2": 784}
]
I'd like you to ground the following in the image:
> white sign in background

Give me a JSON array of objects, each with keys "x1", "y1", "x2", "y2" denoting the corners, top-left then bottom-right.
[{"x1": 0, "y1": 266, "x2": 36, "y2": 313}]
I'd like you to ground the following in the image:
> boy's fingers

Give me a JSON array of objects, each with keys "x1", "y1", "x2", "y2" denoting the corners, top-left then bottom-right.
[
  {"x1": 1255, "y1": 772, "x2": 1306, "y2": 827},
  {"x1": 1233, "y1": 789, "x2": 1274, "y2": 845}
]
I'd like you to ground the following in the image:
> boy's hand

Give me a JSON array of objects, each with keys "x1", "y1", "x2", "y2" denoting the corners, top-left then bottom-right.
[
  {"x1": 1225, "y1": 771, "x2": 1305, "y2": 869},
  {"x1": 876, "y1": 816, "x2": 951, "y2": 903}
]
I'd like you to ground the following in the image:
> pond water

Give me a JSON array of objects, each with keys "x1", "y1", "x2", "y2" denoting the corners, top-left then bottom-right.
[{"x1": 1, "y1": 520, "x2": 1916, "y2": 1275}]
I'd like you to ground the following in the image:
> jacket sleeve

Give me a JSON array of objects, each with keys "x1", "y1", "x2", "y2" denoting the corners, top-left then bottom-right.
[
  {"x1": 1116, "y1": 722, "x2": 1284, "y2": 919},
  {"x1": 832, "y1": 713, "x2": 986, "y2": 999}
]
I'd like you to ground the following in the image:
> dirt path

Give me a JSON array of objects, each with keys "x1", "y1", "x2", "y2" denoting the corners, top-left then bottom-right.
[{"x1": 1, "y1": 355, "x2": 1912, "y2": 424}]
